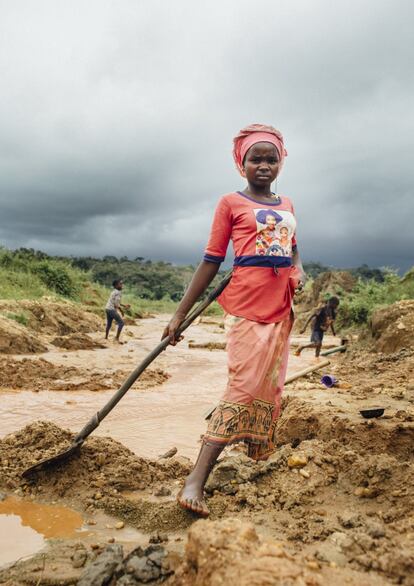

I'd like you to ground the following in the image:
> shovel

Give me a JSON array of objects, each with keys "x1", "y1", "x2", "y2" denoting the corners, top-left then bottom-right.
[{"x1": 22, "y1": 271, "x2": 232, "y2": 478}]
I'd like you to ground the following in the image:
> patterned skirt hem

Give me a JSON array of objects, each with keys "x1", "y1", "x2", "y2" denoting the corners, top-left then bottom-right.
[{"x1": 205, "y1": 399, "x2": 278, "y2": 461}]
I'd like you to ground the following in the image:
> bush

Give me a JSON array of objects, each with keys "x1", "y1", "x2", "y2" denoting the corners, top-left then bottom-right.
[
  {"x1": 337, "y1": 269, "x2": 414, "y2": 329},
  {"x1": 33, "y1": 262, "x2": 79, "y2": 297}
]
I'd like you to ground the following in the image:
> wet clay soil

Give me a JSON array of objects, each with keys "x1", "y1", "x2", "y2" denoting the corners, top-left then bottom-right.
[{"x1": 0, "y1": 314, "x2": 413, "y2": 584}]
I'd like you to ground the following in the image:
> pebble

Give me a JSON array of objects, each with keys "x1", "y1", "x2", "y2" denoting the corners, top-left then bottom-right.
[
  {"x1": 154, "y1": 485, "x2": 172, "y2": 497},
  {"x1": 94, "y1": 492, "x2": 103, "y2": 500},
  {"x1": 287, "y1": 454, "x2": 308, "y2": 468},
  {"x1": 366, "y1": 520, "x2": 386, "y2": 538},
  {"x1": 338, "y1": 511, "x2": 361, "y2": 528},
  {"x1": 96, "y1": 454, "x2": 106, "y2": 466},
  {"x1": 354, "y1": 486, "x2": 377, "y2": 498},
  {"x1": 150, "y1": 532, "x2": 169, "y2": 544},
  {"x1": 115, "y1": 521, "x2": 125, "y2": 530},
  {"x1": 299, "y1": 468, "x2": 310, "y2": 478},
  {"x1": 71, "y1": 547, "x2": 88, "y2": 568}
]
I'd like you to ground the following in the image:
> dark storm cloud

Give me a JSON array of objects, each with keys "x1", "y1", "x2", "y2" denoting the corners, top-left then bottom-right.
[{"x1": 0, "y1": 0, "x2": 413, "y2": 270}]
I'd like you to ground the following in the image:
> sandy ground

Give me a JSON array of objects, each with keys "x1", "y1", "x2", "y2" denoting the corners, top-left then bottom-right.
[{"x1": 0, "y1": 313, "x2": 413, "y2": 585}]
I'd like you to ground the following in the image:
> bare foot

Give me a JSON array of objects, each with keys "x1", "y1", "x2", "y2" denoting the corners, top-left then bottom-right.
[{"x1": 177, "y1": 480, "x2": 209, "y2": 517}]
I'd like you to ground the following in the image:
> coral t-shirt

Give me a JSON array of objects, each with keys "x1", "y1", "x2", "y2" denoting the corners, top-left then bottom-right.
[{"x1": 204, "y1": 191, "x2": 299, "y2": 323}]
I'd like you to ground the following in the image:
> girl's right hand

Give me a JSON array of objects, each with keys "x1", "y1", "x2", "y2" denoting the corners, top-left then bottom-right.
[{"x1": 162, "y1": 315, "x2": 185, "y2": 346}]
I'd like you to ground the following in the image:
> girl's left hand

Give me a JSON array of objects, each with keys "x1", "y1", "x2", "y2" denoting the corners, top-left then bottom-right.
[{"x1": 290, "y1": 267, "x2": 307, "y2": 291}]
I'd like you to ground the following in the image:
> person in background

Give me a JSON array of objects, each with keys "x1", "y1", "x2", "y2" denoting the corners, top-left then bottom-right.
[
  {"x1": 105, "y1": 279, "x2": 130, "y2": 343},
  {"x1": 295, "y1": 296, "x2": 340, "y2": 358}
]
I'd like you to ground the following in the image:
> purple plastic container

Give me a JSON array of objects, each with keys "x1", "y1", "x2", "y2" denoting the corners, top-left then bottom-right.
[{"x1": 320, "y1": 374, "x2": 338, "y2": 388}]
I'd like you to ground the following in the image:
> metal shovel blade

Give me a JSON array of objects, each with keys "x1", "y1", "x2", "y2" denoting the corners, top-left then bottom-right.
[{"x1": 22, "y1": 441, "x2": 82, "y2": 478}]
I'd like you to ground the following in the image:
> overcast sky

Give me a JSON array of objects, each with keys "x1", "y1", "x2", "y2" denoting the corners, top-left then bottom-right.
[{"x1": 0, "y1": 0, "x2": 413, "y2": 271}]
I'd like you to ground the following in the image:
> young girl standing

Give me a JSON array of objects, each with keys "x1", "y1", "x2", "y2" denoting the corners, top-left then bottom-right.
[{"x1": 162, "y1": 124, "x2": 306, "y2": 516}]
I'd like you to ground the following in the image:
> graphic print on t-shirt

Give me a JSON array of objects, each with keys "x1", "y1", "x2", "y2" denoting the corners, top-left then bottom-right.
[{"x1": 254, "y1": 208, "x2": 296, "y2": 257}]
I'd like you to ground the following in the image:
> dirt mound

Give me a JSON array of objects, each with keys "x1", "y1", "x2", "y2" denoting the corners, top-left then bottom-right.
[
  {"x1": 171, "y1": 518, "x2": 383, "y2": 586},
  {"x1": 203, "y1": 436, "x2": 414, "y2": 583},
  {"x1": 51, "y1": 332, "x2": 106, "y2": 350},
  {"x1": 1, "y1": 413, "x2": 414, "y2": 584},
  {"x1": 0, "y1": 357, "x2": 170, "y2": 391},
  {"x1": 0, "y1": 299, "x2": 102, "y2": 336},
  {"x1": 0, "y1": 421, "x2": 190, "y2": 499},
  {"x1": 333, "y1": 346, "x2": 414, "y2": 400},
  {"x1": 369, "y1": 300, "x2": 414, "y2": 352},
  {"x1": 311, "y1": 271, "x2": 356, "y2": 303},
  {"x1": 274, "y1": 396, "x2": 414, "y2": 460},
  {"x1": 0, "y1": 314, "x2": 47, "y2": 354},
  {"x1": 298, "y1": 271, "x2": 356, "y2": 312}
]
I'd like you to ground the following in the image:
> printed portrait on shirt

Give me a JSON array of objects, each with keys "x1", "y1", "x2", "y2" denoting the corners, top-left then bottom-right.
[{"x1": 254, "y1": 209, "x2": 296, "y2": 257}]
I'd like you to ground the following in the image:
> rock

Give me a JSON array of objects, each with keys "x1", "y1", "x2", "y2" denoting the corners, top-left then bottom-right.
[
  {"x1": 115, "y1": 521, "x2": 125, "y2": 530},
  {"x1": 338, "y1": 511, "x2": 362, "y2": 529},
  {"x1": 354, "y1": 486, "x2": 378, "y2": 498},
  {"x1": 158, "y1": 447, "x2": 178, "y2": 459},
  {"x1": 205, "y1": 455, "x2": 266, "y2": 494},
  {"x1": 353, "y1": 532, "x2": 374, "y2": 550},
  {"x1": 173, "y1": 518, "x2": 323, "y2": 584},
  {"x1": 149, "y1": 532, "x2": 169, "y2": 544},
  {"x1": 315, "y1": 532, "x2": 354, "y2": 567},
  {"x1": 365, "y1": 520, "x2": 386, "y2": 538},
  {"x1": 117, "y1": 576, "x2": 137, "y2": 586},
  {"x1": 78, "y1": 544, "x2": 123, "y2": 586},
  {"x1": 123, "y1": 545, "x2": 171, "y2": 582},
  {"x1": 299, "y1": 468, "x2": 310, "y2": 478},
  {"x1": 287, "y1": 454, "x2": 308, "y2": 469},
  {"x1": 126, "y1": 555, "x2": 159, "y2": 582},
  {"x1": 71, "y1": 545, "x2": 88, "y2": 568}
]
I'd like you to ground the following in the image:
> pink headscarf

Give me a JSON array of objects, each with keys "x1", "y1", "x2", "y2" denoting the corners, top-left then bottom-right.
[{"x1": 232, "y1": 123, "x2": 288, "y2": 176}]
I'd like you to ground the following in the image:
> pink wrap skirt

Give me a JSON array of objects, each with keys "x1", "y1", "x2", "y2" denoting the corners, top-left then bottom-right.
[{"x1": 204, "y1": 313, "x2": 292, "y2": 460}]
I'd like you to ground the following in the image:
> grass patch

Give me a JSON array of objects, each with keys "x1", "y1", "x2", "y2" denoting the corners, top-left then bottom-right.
[{"x1": 4, "y1": 311, "x2": 30, "y2": 326}]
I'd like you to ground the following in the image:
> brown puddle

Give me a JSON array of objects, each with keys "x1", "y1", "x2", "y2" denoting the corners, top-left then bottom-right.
[{"x1": 0, "y1": 496, "x2": 85, "y2": 567}]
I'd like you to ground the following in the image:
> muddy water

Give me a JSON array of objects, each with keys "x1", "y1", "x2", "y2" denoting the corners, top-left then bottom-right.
[
  {"x1": 0, "y1": 496, "x2": 85, "y2": 566},
  {"x1": 0, "y1": 496, "x2": 151, "y2": 568},
  {"x1": 0, "y1": 316, "x2": 339, "y2": 460}
]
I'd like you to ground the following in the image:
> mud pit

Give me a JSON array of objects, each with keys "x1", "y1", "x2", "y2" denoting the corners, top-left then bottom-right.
[{"x1": 1, "y1": 313, "x2": 414, "y2": 584}]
